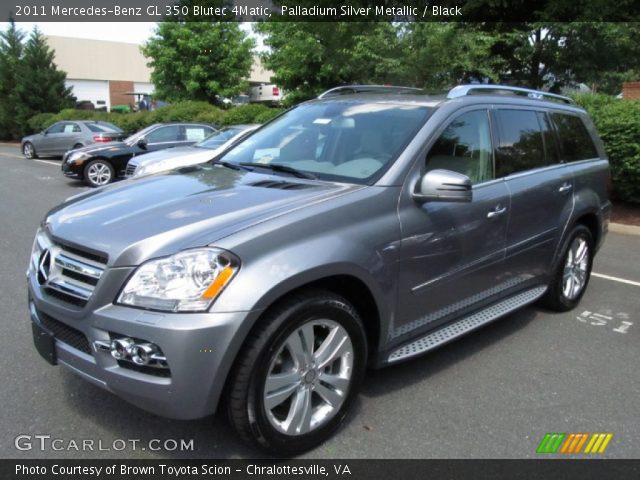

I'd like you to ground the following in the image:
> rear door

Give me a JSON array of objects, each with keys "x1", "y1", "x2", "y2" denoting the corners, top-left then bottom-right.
[
  {"x1": 55, "y1": 122, "x2": 84, "y2": 154},
  {"x1": 493, "y1": 108, "x2": 574, "y2": 282},
  {"x1": 394, "y1": 108, "x2": 511, "y2": 343}
]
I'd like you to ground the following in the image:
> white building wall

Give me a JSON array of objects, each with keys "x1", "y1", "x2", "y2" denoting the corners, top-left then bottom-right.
[
  {"x1": 67, "y1": 79, "x2": 110, "y2": 110},
  {"x1": 133, "y1": 82, "x2": 155, "y2": 95}
]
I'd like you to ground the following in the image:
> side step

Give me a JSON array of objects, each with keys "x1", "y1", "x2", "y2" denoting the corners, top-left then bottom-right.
[{"x1": 387, "y1": 286, "x2": 547, "y2": 363}]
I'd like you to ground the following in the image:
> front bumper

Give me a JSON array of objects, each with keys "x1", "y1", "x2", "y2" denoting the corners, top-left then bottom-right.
[
  {"x1": 28, "y1": 270, "x2": 259, "y2": 419},
  {"x1": 61, "y1": 158, "x2": 83, "y2": 178}
]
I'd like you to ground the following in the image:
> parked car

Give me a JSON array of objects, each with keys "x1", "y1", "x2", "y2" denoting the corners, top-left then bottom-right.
[
  {"x1": 21, "y1": 121, "x2": 125, "y2": 159},
  {"x1": 61, "y1": 123, "x2": 216, "y2": 187},
  {"x1": 126, "y1": 124, "x2": 260, "y2": 178},
  {"x1": 28, "y1": 85, "x2": 610, "y2": 454}
]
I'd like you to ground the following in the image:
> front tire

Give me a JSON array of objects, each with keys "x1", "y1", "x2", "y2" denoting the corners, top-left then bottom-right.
[
  {"x1": 23, "y1": 142, "x2": 37, "y2": 159},
  {"x1": 541, "y1": 225, "x2": 594, "y2": 311},
  {"x1": 84, "y1": 159, "x2": 114, "y2": 187},
  {"x1": 226, "y1": 290, "x2": 367, "y2": 456}
]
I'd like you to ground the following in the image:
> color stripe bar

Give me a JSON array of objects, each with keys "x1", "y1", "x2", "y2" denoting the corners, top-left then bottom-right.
[
  {"x1": 597, "y1": 433, "x2": 613, "y2": 453},
  {"x1": 537, "y1": 433, "x2": 566, "y2": 453},
  {"x1": 573, "y1": 433, "x2": 589, "y2": 454}
]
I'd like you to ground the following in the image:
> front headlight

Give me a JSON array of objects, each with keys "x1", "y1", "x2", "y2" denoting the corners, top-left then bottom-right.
[
  {"x1": 117, "y1": 248, "x2": 240, "y2": 312},
  {"x1": 134, "y1": 162, "x2": 167, "y2": 177},
  {"x1": 67, "y1": 151, "x2": 90, "y2": 164}
]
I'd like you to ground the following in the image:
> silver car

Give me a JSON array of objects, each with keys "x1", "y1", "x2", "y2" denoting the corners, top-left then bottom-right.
[
  {"x1": 21, "y1": 120, "x2": 125, "y2": 159},
  {"x1": 126, "y1": 124, "x2": 260, "y2": 178},
  {"x1": 28, "y1": 85, "x2": 611, "y2": 455}
]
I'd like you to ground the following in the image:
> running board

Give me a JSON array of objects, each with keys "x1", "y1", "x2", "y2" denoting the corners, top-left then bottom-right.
[{"x1": 387, "y1": 286, "x2": 547, "y2": 363}]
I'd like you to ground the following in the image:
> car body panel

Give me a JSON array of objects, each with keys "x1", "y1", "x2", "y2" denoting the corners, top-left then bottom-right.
[{"x1": 28, "y1": 88, "x2": 611, "y2": 419}]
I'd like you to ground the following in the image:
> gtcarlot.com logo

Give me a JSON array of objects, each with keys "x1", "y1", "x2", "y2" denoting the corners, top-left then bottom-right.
[
  {"x1": 14, "y1": 434, "x2": 194, "y2": 452},
  {"x1": 537, "y1": 432, "x2": 613, "y2": 454}
]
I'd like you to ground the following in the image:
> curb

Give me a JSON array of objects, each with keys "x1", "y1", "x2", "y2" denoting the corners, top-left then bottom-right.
[{"x1": 609, "y1": 222, "x2": 640, "y2": 236}]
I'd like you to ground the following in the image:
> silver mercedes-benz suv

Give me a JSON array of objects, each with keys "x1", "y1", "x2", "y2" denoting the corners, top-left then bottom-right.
[{"x1": 27, "y1": 85, "x2": 611, "y2": 454}]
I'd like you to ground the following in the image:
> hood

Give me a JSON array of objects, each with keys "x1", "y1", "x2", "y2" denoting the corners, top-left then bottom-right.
[
  {"x1": 128, "y1": 146, "x2": 212, "y2": 168},
  {"x1": 71, "y1": 141, "x2": 132, "y2": 155},
  {"x1": 44, "y1": 165, "x2": 359, "y2": 267}
]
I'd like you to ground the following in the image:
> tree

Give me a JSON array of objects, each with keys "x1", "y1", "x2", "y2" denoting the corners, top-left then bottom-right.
[
  {"x1": 396, "y1": 23, "x2": 498, "y2": 89},
  {"x1": 15, "y1": 28, "x2": 75, "y2": 132},
  {"x1": 142, "y1": 22, "x2": 254, "y2": 103},
  {"x1": 256, "y1": 22, "x2": 407, "y2": 104},
  {"x1": 0, "y1": 20, "x2": 25, "y2": 139}
]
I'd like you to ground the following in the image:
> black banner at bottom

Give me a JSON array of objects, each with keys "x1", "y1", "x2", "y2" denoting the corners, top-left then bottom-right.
[{"x1": 2, "y1": 459, "x2": 639, "y2": 480}]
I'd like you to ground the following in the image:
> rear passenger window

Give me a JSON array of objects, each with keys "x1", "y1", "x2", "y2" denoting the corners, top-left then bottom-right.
[
  {"x1": 550, "y1": 113, "x2": 598, "y2": 161},
  {"x1": 494, "y1": 109, "x2": 546, "y2": 177},
  {"x1": 426, "y1": 110, "x2": 493, "y2": 184}
]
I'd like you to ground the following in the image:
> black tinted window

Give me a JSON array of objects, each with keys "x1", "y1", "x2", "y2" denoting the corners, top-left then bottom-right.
[
  {"x1": 426, "y1": 110, "x2": 493, "y2": 184},
  {"x1": 550, "y1": 113, "x2": 598, "y2": 161},
  {"x1": 147, "y1": 125, "x2": 180, "y2": 143},
  {"x1": 495, "y1": 110, "x2": 546, "y2": 177}
]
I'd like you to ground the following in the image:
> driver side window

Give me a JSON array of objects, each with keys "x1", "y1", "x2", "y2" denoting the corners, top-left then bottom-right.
[
  {"x1": 426, "y1": 110, "x2": 494, "y2": 184},
  {"x1": 46, "y1": 123, "x2": 65, "y2": 134}
]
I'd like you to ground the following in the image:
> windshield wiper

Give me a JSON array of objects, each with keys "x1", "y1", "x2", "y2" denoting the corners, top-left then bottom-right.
[
  {"x1": 213, "y1": 160, "x2": 243, "y2": 171},
  {"x1": 239, "y1": 162, "x2": 317, "y2": 179}
]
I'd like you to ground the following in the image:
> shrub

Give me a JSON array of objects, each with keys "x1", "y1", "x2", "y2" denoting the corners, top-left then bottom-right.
[
  {"x1": 574, "y1": 94, "x2": 640, "y2": 204},
  {"x1": 27, "y1": 112, "x2": 56, "y2": 132},
  {"x1": 219, "y1": 104, "x2": 274, "y2": 125}
]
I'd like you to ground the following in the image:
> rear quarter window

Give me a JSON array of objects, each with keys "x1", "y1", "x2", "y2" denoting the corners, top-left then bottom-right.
[
  {"x1": 494, "y1": 109, "x2": 547, "y2": 177},
  {"x1": 550, "y1": 112, "x2": 599, "y2": 161}
]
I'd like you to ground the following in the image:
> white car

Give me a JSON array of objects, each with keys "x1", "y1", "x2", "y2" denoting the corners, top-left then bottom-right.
[{"x1": 126, "y1": 124, "x2": 260, "y2": 178}]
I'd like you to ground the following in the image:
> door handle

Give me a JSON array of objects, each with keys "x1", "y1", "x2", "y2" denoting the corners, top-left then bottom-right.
[
  {"x1": 487, "y1": 205, "x2": 507, "y2": 219},
  {"x1": 558, "y1": 182, "x2": 573, "y2": 193}
]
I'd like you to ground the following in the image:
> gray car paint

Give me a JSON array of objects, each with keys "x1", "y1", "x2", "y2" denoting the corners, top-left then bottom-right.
[
  {"x1": 21, "y1": 121, "x2": 123, "y2": 156},
  {"x1": 27, "y1": 92, "x2": 610, "y2": 419}
]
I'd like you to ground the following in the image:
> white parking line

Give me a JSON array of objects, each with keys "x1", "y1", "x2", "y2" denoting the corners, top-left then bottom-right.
[
  {"x1": 34, "y1": 159, "x2": 60, "y2": 166},
  {"x1": 592, "y1": 272, "x2": 640, "y2": 288}
]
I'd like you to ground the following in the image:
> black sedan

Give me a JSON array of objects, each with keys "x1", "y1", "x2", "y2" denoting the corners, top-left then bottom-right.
[{"x1": 61, "y1": 123, "x2": 216, "y2": 187}]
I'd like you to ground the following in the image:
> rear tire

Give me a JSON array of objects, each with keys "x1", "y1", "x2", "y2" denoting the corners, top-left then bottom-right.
[
  {"x1": 23, "y1": 142, "x2": 37, "y2": 159},
  {"x1": 226, "y1": 290, "x2": 367, "y2": 455},
  {"x1": 540, "y1": 225, "x2": 594, "y2": 312},
  {"x1": 84, "y1": 159, "x2": 114, "y2": 187}
]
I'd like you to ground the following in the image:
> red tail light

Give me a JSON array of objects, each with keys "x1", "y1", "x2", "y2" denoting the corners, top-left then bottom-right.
[
  {"x1": 272, "y1": 86, "x2": 280, "y2": 97},
  {"x1": 93, "y1": 136, "x2": 111, "y2": 143}
]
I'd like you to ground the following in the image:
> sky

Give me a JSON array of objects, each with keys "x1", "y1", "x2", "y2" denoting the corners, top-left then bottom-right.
[{"x1": 13, "y1": 22, "x2": 263, "y2": 48}]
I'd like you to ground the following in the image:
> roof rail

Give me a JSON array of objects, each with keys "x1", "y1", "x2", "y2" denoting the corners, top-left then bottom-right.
[
  {"x1": 447, "y1": 84, "x2": 574, "y2": 105},
  {"x1": 318, "y1": 85, "x2": 423, "y2": 99}
]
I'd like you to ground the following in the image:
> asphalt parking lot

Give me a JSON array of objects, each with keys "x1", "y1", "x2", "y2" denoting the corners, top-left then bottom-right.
[{"x1": 1, "y1": 146, "x2": 638, "y2": 459}]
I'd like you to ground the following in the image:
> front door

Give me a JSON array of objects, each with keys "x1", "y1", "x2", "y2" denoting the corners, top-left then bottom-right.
[{"x1": 393, "y1": 109, "x2": 511, "y2": 344}]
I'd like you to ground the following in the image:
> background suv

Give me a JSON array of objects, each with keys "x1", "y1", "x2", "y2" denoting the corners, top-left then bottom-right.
[{"x1": 28, "y1": 84, "x2": 610, "y2": 454}]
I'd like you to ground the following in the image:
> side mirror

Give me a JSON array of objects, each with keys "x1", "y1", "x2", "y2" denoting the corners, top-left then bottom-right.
[
  {"x1": 42, "y1": 130, "x2": 48, "y2": 136},
  {"x1": 137, "y1": 137, "x2": 148, "y2": 149},
  {"x1": 413, "y1": 169, "x2": 472, "y2": 204}
]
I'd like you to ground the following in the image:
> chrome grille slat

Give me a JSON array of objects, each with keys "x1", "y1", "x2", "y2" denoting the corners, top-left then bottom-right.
[
  {"x1": 55, "y1": 254, "x2": 103, "y2": 280},
  {"x1": 126, "y1": 164, "x2": 137, "y2": 176}
]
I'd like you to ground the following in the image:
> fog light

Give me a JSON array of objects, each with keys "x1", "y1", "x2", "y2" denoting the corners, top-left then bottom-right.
[
  {"x1": 110, "y1": 338, "x2": 134, "y2": 360},
  {"x1": 130, "y1": 343, "x2": 157, "y2": 365}
]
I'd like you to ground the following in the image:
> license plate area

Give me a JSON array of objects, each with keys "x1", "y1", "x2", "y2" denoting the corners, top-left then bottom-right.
[{"x1": 32, "y1": 321, "x2": 57, "y2": 365}]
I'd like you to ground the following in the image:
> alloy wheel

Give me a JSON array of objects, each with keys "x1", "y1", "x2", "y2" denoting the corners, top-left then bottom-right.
[
  {"x1": 562, "y1": 236, "x2": 589, "y2": 300},
  {"x1": 263, "y1": 319, "x2": 354, "y2": 436}
]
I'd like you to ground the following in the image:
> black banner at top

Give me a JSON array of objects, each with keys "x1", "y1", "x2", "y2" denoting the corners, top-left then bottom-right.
[{"x1": 5, "y1": 0, "x2": 640, "y2": 22}]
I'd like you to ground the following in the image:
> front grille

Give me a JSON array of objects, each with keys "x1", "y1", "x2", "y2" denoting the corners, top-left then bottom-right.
[
  {"x1": 125, "y1": 164, "x2": 136, "y2": 176},
  {"x1": 38, "y1": 309, "x2": 92, "y2": 355},
  {"x1": 31, "y1": 232, "x2": 107, "y2": 308}
]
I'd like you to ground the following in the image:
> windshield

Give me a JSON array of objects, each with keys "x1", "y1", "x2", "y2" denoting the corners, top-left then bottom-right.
[
  {"x1": 196, "y1": 127, "x2": 245, "y2": 149},
  {"x1": 219, "y1": 102, "x2": 431, "y2": 184}
]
